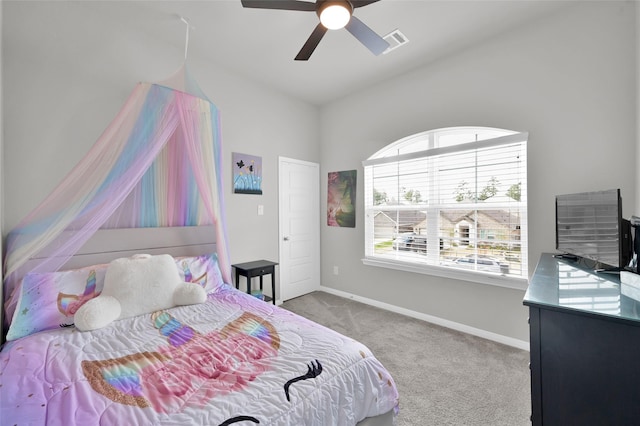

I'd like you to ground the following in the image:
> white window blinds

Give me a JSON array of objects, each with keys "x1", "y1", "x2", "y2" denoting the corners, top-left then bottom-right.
[{"x1": 363, "y1": 128, "x2": 528, "y2": 283}]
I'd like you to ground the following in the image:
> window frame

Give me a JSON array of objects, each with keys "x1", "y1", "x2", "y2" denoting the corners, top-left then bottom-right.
[{"x1": 362, "y1": 127, "x2": 529, "y2": 290}]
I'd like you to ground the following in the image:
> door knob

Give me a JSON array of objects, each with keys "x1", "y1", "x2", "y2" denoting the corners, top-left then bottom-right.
[{"x1": 283, "y1": 236, "x2": 290, "y2": 241}]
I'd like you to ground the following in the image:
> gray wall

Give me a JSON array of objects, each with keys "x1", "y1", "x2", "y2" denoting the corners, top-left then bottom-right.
[
  {"x1": 1, "y1": 1, "x2": 320, "y2": 272},
  {"x1": 319, "y1": 1, "x2": 637, "y2": 342}
]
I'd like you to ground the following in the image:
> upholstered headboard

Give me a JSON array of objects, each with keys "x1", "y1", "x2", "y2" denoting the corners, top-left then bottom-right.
[
  {"x1": 68, "y1": 226, "x2": 217, "y2": 269},
  {"x1": 25, "y1": 226, "x2": 217, "y2": 271}
]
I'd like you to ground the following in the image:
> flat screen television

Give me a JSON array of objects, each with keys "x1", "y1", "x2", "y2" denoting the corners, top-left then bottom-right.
[{"x1": 555, "y1": 188, "x2": 632, "y2": 270}]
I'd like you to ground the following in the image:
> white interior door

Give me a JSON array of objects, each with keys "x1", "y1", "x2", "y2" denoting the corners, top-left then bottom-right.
[{"x1": 278, "y1": 157, "x2": 320, "y2": 302}]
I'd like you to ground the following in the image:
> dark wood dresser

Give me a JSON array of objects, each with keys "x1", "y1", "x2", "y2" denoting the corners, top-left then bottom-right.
[{"x1": 523, "y1": 253, "x2": 640, "y2": 425}]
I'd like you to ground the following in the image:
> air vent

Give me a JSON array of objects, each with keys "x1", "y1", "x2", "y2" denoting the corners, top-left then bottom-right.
[{"x1": 382, "y1": 29, "x2": 409, "y2": 54}]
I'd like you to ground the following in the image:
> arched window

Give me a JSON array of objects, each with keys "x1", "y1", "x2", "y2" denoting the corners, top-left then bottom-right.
[{"x1": 362, "y1": 127, "x2": 528, "y2": 289}]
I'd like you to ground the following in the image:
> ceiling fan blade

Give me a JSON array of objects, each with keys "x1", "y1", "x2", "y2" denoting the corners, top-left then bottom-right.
[
  {"x1": 350, "y1": 0, "x2": 380, "y2": 8},
  {"x1": 240, "y1": 0, "x2": 316, "y2": 11},
  {"x1": 345, "y1": 15, "x2": 389, "y2": 56},
  {"x1": 295, "y1": 23, "x2": 328, "y2": 61}
]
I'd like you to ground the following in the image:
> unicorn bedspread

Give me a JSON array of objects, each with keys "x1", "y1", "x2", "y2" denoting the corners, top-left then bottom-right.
[{"x1": 0, "y1": 284, "x2": 398, "y2": 425}]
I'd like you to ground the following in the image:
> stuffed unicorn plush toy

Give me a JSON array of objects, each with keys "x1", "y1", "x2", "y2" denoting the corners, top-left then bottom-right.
[{"x1": 74, "y1": 254, "x2": 207, "y2": 331}]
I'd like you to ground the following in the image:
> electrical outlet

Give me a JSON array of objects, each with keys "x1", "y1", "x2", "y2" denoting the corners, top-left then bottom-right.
[
  {"x1": 257, "y1": 205, "x2": 264, "y2": 215},
  {"x1": 333, "y1": 266, "x2": 339, "y2": 275}
]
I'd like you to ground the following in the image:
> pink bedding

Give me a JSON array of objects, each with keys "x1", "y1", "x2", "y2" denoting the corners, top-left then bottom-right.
[{"x1": 1, "y1": 284, "x2": 398, "y2": 425}]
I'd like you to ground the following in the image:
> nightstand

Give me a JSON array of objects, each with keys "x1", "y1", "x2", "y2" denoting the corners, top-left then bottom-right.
[{"x1": 232, "y1": 260, "x2": 278, "y2": 305}]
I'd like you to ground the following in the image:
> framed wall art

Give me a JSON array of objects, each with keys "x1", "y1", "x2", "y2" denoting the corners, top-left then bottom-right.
[
  {"x1": 327, "y1": 170, "x2": 356, "y2": 228},
  {"x1": 233, "y1": 152, "x2": 263, "y2": 195}
]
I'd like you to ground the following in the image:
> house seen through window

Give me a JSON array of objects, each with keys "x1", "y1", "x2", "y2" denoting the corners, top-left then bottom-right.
[{"x1": 363, "y1": 127, "x2": 528, "y2": 288}]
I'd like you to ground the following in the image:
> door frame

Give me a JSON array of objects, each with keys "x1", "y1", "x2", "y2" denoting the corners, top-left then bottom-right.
[{"x1": 278, "y1": 156, "x2": 320, "y2": 302}]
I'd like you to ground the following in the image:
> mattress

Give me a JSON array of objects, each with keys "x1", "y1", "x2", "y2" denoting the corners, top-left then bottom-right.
[{"x1": 0, "y1": 284, "x2": 398, "y2": 425}]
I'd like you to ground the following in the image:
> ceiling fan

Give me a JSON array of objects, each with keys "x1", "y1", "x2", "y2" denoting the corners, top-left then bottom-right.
[{"x1": 240, "y1": 0, "x2": 390, "y2": 61}]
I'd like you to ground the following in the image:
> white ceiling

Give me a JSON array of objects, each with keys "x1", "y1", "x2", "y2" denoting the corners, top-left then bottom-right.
[{"x1": 4, "y1": 0, "x2": 570, "y2": 106}]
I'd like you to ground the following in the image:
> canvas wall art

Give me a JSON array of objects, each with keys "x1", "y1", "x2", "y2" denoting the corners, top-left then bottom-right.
[
  {"x1": 327, "y1": 170, "x2": 357, "y2": 228},
  {"x1": 233, "y1": 152, "x2": 263, "y2": 195}
]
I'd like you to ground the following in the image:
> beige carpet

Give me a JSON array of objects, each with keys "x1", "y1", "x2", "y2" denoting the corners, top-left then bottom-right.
[{"x1": 281, "y1": 291, "x2": 531, "y2": 425}]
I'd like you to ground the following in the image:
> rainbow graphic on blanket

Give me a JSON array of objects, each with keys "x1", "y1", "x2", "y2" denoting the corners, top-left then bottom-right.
[{"x1": 82, "y1": 311, "x2": 280, "y2": 413}]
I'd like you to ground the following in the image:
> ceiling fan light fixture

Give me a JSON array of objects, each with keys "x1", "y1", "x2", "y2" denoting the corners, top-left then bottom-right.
[{"x1": 319, "y1": 2, "x2": 352, "y2": 30}]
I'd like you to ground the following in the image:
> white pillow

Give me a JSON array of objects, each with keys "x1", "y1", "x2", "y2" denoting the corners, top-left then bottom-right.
[{"x1": 74, "y1": 254, "x2": 206, "y2": 331}]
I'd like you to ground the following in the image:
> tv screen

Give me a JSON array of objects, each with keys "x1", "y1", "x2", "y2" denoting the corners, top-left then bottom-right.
[{"x1": 555, "y1": 188, "x2": 631, "y2": 269}]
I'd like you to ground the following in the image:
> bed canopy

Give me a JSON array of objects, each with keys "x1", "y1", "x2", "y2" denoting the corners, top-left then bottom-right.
[{"x1": 3, "y1": 64, "x2": 231, "y2": 322}]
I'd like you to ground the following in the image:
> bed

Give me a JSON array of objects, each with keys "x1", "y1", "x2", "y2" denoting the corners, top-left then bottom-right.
[{"x1": 0, "y1": 226, "x2": 399, "y2": 425}]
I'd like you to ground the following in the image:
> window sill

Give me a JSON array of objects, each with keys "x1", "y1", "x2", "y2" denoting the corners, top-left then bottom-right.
[{"x1": 361, "y1": 257, "x2": 529, "y2": 291}]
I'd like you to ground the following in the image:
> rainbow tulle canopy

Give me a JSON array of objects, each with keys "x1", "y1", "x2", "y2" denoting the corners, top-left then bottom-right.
[{"x1": 3, "y1": 65, "x2": 231, "y2": 322}]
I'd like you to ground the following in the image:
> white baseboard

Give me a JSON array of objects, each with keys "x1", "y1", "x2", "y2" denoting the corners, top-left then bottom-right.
[{"x1": 319, "y1": 286, "x2": 530, "y2": 352}]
